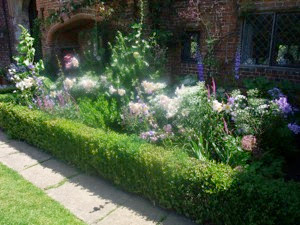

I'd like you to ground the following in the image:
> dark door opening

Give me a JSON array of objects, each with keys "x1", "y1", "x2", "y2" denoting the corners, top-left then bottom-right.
[{"x1": 28, "y1": 0, "x2": 42, "y2": 60}]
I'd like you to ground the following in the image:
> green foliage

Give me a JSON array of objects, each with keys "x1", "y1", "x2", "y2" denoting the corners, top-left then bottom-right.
[
  {"x1": 77, "y1": 95, "x2": 120, "y2": 130},
  {"x1": 0, "y1": 102, "x2": 299, "y2": 225},
  {"x1": 0, "y1": 87, "x2": 16, "y2": 95},
  {"x1": 243, "y1": 77, "x2": 300, "y2": 105},
  {"x1": 173, "y1": 83, "x2": 249, "y2": 166},
  {"x1": 32, "y1": 18, "x2": 43, "y2": 61},
  {"x1": 106, "y1": 23, "x2": 163, "y2": 97},
  {"x1": 45, "y1": 0, "x2": 114, "y2": 25},
  {"x1": 78, "y1": 25, "x2": 109, "y2": 73},
  {"x1": 8, "y1": 25, "x2": 45, "y2": 105},
  {"x1": 230, "y1": 89, "x2": 296, "y2": 154},
  {"x1": 0, "y1": 93, "x2": 17, "y2": 103},
  {"x1": 203, "y1": 37, "x2": 220, "y2": 77},
  {"x1": 14, "y1": 25, "x2": 43, "y2": 70},
  {"x1": 0, "y1": 67, "x2": 5, "y2": 77}
]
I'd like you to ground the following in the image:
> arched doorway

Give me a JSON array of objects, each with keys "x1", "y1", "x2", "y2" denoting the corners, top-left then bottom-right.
[{"x1": 46, "y1": 14, "x2": 114, "y2": 74}]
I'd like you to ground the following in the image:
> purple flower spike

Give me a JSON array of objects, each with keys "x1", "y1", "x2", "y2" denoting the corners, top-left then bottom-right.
[
  {"x1": 288, "y1": 123, "x2": 300, "y2": 135},
  {"x1": 275, "y1": 97, "x2": 293, "y2": 115},
  {"x1": 234, "y1": 47, "x2": 241, "y2": 80}
]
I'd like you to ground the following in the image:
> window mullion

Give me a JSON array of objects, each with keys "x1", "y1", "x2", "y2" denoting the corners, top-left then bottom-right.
[{"x1": 268, "y1": 13, "x2": 277, "y2": 66}]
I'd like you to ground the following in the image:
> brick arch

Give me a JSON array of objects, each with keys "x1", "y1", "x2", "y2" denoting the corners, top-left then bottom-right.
[{"x1": 46, "y1": 13, "x2": 104, "y2": 47}]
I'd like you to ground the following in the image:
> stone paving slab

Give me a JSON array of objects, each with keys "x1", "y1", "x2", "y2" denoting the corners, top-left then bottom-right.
[
  {"x1": 46, "y1": 174, "x2": 130, "y2": 224},
  {"x1": 20, "y1": 159, "x2": 79, "y2": 189},
  {"x1": 0, "y1": 131, "x2": 197, "y2": 225},
  {"x1": 0, "y1": 151, "x2": 50, "y2": 171},
  {"x1": 97, "y1": 196, "x2": 168, "y2": 225},
  {"x1": 0, "y1": 146, "x2": 18, "y2": 157}
]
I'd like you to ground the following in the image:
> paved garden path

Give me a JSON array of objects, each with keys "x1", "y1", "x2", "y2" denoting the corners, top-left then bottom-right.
[{"x1": 0, "y1": 131, "x2": 196, "y2": 225}]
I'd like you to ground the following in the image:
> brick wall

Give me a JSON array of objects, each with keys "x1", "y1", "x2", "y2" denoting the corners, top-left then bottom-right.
[
  {"x1": 0, "y1": 0, "x2": 12, "y2": 68},
  {"x1": 161, "y1": 0, "x2": 300, "y2": 82},
  {"x1": 35, "y1": 0, "x2": 137, "y2": 56},
  {"x1": 1, "y1": 0, "x2": 299, "y2": 83}
]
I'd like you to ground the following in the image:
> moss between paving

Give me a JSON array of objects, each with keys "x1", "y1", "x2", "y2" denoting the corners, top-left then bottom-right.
[{"x1": 0, "y1": 162, "x2": 86, "y2": 225}]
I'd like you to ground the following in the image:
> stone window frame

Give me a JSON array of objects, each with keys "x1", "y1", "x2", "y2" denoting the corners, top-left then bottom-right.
[
  {"x1": 240, "y1": 11, "x2": 300, "y2": 70},
  {"x1": 181, "y1": 31, "x2": 200, "y2": 63}
]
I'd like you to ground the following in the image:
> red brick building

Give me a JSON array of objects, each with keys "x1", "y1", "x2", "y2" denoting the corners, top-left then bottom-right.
[{"x1": 1, "y1": 0, "x2": 299, "y2": 82}]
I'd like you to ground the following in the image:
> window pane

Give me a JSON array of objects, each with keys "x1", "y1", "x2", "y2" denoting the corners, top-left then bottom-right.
[
  {"x1": 181, "y1": 32, "x2": 200, "y2": 62},
  {"x1": 273, "y1": 13, "x2": 300, "y2": 67},
  {"x1": 241, "y1": 14, "x2": 274, "y2": 65}
]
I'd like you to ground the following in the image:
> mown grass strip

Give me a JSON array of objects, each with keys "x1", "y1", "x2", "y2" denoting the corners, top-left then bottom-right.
[{"x1": 0, "y1": 162, "x2": 86, "y2": 225}]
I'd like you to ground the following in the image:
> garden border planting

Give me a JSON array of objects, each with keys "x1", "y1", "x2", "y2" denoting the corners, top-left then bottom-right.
[{"x1": 0, "y1": 101, "x2": 299, "y2": 225}]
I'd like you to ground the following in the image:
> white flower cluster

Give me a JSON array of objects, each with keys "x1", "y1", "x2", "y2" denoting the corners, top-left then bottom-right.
[
  {"x1": 109, "y1": 85, "x2": 126, "y2": 96},
  {"x1": 155, "y1": 95, "x2": 180, "y2": 118},
  {"x1": 142, "y1": 81, "x2": 166, "y2": 94},
  {"x1": 129, "y1": 102, "x2": 149, "y2": 116},
  {"x1": 212, "y1": 100, "x2": 231, "y2": 113},
  {"x1": 63, "y1": 78, "x2": 76, "y2": 90},
  {"x1": 78, "y1": 77, "x2": 98, "y2": 92},
  {"x1": 16, "y1": 77, "x2": 35, "y2": 91},
  {"x1": 175, "y1": 84, "x2": 201, "y2": 98},
  {"x1": 153, "y1": 85, "x2": 203, "y2": 118}
]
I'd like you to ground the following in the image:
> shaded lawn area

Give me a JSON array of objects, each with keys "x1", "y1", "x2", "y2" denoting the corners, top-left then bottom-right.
[{"x1": 0, "y1": 163, "x2": 85, "y2": 225}]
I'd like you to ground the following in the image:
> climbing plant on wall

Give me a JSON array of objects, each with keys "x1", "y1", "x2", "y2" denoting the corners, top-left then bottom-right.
[
  {"x1": 45, "y1": 0, "x2": 115, "y2": 25},
  {"x1": 179, "y1": 0, "x2": 240, "y2": 78}
]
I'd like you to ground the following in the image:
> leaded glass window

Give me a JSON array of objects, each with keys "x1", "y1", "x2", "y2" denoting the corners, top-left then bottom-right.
[{"x1": 241, "y1": 12, "x2": 300, "y2": 68}]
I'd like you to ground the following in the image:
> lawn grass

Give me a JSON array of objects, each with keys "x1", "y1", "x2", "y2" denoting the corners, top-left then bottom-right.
[{"x1": 0, "y1": 163, "x2": 86, "y2": 225}]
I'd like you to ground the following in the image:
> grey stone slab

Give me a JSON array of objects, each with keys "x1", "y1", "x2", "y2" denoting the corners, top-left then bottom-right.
[
  {"x1": 7, "y1": 141, "x2": 51, "y2": 159},
  {"x1": 0, "y1": 148, "x2": 51, "y2": 172},
  {"x1": 97, "y1": 196, "x2": 168, "y2": 225},
  {"x1": 20, "y1": 159, "x2": 78, "y2": 189},
  {"x1": 0, "y1": 152, "x2": 40, "y2": 171},
  {"x1": 0, "y1": 146, "x2": 18, "y2": 157},
  {"x1": 46, "y1": 174, "x2": 131, "y2": 224},
  {"x1": 162, "y1": 213, "x2": 196, "y2": 225}
]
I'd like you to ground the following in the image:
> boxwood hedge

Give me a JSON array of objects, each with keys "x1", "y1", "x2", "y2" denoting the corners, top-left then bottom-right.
[{"x1": 0, "y1": 102, "x2": 299, "y2": 225}]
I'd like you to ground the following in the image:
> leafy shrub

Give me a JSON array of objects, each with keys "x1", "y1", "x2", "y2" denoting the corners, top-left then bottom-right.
[
  {"x1": 0, "y1": 93, "x2": 17, "y2": 103},
  {"x1": 229, "y1": 89, "x2": 299, "y2": 154},
  {"x1": 0, "y1": 86, "x2": 16, "y2": 94},
  {"x1": 122, "y1": 81, "x2": 249, "y2": 166},
  {"x1": 77, "y1": 95, "x2": 120, "y2": 130},
  {"x1": 0, "y1": 102, "x2": 299, "y2": 225},
  {"x1": 243, "y1": 77, "x2": 300, "y2": 105},
  {"x1": 106, "y1": 23, "x2": 165, "y2": 98}
]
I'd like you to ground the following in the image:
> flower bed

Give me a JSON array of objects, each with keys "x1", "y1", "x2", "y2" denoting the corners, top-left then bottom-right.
[{"x1": 0, "y1": 101, "x2": 299, "y2": 225}]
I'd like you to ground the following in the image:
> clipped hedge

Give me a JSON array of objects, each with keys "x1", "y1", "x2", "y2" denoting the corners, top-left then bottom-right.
[
  {"x1": 0, "y1": 86, "x2": 16, "y2": 94},
  {"x1": 0, "y1": 102, "x2": 299, "y2": 225}
]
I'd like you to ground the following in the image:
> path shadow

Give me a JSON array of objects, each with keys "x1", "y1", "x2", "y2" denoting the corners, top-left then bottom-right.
[{"x1": 0, "y1": 130, "x2": 195, "y2": 225}]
